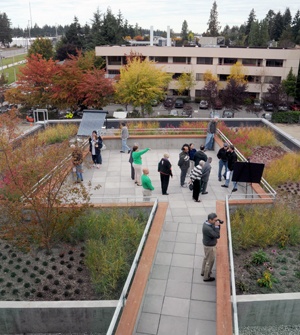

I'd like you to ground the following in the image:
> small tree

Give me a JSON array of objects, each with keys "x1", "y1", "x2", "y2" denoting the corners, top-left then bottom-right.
[
  {"x1": 202, "y1": 70, "x2": 219, "y2": 108},
  {"x1": 28, "y1": 37, "x2": 54, "y2": 60},
  {"x1": 222, "y1": 78, "x2": 248, "y2": 111},
  {"x1": 177, "y1": 72, "x2": 196, "y2": 98},
  {"x1": 282, "y1": 68, "x2": 297, "y2": 101},
  {"x1": 115, "y1": 57, "x2": 171, "y2": 116},
  {"x1": 265, "y1": 83, "x2": 287, "y2": 110},
  {"x1": 0, "y1": 115, "x2": 92, "y2": 250}
]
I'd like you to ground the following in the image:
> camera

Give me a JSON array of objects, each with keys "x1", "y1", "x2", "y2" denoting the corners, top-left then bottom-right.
[{"x1": 216, "y1": 219, "x2": 224, "y2": 224}]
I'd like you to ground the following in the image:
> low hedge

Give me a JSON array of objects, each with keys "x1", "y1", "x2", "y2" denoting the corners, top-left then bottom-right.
[{"x1": 272, "y1": 111, "x2": 300, "y2": 123}]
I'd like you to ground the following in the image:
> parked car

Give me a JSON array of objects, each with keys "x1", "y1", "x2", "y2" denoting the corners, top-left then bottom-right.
[
  {"x1": 174, "y1": 98, "x2": 184, "y2": 108},
  {"x1": 210, "y1": 110, "x2": 220, "y2": 118},
  {"x1": 262, "y1": 112, "x2": 272, "y2": 120},
  {"x1": 163, "y1": 98, "x2": 173, "y2": 109},
  {"x1": 263, "y1": 103, "x2": 274, "y2": 111},
  {"x1": 278, "y1": 104, "x2": 288, "y2": 111},
  {"x1": 253, "y1": 99, "x2": 262, "y2": 110},
  {"x1": 199, "y1": 100, "x2": 208, "y2": 109},
  {"x1": 169, "y1": 109, "x2": 178, "y2": 116},
  {"x1": 214, "y1": 100, "x2": 223, "y2": 110},
  {"x1": 222, "y1": 110, "x2": 235, "y2": 118},
  {"x1": 290, "y1": 103, "x2": 300, "y2": 111},
  {"x1": 150, "y1": 99, "x2": 158, "y2": 106}
]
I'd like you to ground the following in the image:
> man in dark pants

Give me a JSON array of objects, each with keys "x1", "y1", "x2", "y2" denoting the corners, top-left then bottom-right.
[
  {"x1": 200, "y1": 157, "x2": 212, "y2": 194},
  {"x1": 201, "y1": 213, "x2": 221, "y2": 282},
  {"x1": 217, "y1": 142, "x2": 229, "y2": 181},
  {"x1": 158, "y1": 153, "x2": 173, "y2": 195},
  {"x1": 221, "y1": 144, "x2": 238, "y2": 191},
  {"x1": 194, "y1": 145, "x2": 207, "y2": 166},
  {"x1": 178, "y1": 144, "x2": 190, "y2": 187}
]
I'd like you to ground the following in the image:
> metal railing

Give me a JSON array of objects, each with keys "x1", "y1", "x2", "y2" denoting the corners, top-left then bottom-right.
[
  {"x1": 217, "y1": 129, "x2": 277, "y2": 199},
  {"x1": 106, "y1": 198, "x2": 158, "y2": 335},
  {"x1": 225, "y1": 195, "x2": 239, "y2": 335}
]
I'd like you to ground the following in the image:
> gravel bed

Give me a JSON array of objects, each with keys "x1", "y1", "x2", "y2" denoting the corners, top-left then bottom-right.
[{"x1": 240, "y1": 325, "x2": 300, "y2": 335}]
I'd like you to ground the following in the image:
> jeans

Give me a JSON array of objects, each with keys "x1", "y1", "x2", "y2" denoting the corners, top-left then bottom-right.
[
  {"x1": 75, "y1": 164, "x2": 83, "y2": 181},
  {"x1": 224, "y1": 170, "x2": 238, "y2": 189},
  {"x1": 205, "y1": 133, "x2": 214, "y2": 150},
  {"x1": 180, "y1": 168, "x2": 188, "y2": 186},
  {"x1": 218, "y1": 160, "x2": 228, "y2": 181},
  {"x1": 121, "y1": 139, "x2": 130, "y2": 152}
]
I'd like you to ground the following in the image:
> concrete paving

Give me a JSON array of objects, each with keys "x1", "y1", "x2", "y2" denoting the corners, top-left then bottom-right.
[{"x1": 80, "y1": 145, "x2": 242, "y2": 335}]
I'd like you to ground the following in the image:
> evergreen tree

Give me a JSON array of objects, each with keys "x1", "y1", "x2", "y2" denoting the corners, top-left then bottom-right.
[
  {"x1": 291, "y1": 10, "x2": 300, "y2": 44},
  {"x1": 245, "y1": 9, "x2": 256, "y2": 45},
  {"x1": 248, "y1": 21, "x2": 260, "y2": 46},
  {"x1": 181, "y1": 20, "x2": 189, "y2": 42},
  {"x1": 206, "y1": 1, "x2": 221, "y2": 37},
  {"x1": 0, "y1": 12, "x2": 12, "y2": 47},
  {"x1": 282, "y1": 68, "x2": 297, "y2": 99},
  {"x1": 28, "y1": 37, "x2": 54, "y2": 60},
  {"x1": 282, "y1": 8, "x2": 292, "y2": 30},
  {"x1": 272, "y1": 12, "x2": 284, "y2": 41}
]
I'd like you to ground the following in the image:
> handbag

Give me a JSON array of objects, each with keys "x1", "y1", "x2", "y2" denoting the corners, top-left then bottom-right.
[{"x1": 189, "y1": 183, "x2": 193, "y2": 191}]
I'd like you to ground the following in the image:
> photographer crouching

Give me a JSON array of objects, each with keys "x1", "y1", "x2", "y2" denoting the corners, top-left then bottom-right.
[{"x1": 201, "y1": 213, "x2": 223, "y2": 282}]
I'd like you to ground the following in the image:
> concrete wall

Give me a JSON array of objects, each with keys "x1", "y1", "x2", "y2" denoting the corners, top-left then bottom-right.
[
  {"x1": 0, "y1": 300, "x2": 117, "y2": 334},
  {"x1": 236, "y1": 293, "x2": 300, "y2": 327}
]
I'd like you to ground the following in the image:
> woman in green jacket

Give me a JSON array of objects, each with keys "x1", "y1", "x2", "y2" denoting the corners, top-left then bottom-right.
[{"x1": 132, "y1": 145, "x2": 150, "y2": 186}]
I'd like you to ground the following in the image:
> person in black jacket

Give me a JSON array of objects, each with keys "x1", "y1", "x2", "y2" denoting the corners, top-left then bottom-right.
[
  {"x1": 221, "y1": 144, "x2": 238, "y2": 191},
  {"x1": 217, "y1": 142, "x2": 229, "y2": 181},
  {"x1": 158, "y1": 153, "x2": 173, "y2": 195},
  {"x1": 194, "y1": 145, "x2": 208, "y2": 166},
  {"x1": 178, "y1": 144, "x2": 190, "y2": 187},
  {"x1": 89, "y1": 130, "x2": 103, "y2": 169}
]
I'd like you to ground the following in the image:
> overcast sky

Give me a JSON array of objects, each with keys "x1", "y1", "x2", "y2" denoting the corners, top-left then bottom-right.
[{"x1": 1, "y1": 1, "x2": 299, "y2": 34}]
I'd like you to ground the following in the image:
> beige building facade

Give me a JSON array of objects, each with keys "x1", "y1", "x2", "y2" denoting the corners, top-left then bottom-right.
[{"x1": 95, "y1": 45, "x2": 300, "y2": 100}]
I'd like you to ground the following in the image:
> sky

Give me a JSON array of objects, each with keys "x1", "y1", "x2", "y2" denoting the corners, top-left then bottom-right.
[{"x1": 1, "y1": 1, "x2": 299, "y2": 34}]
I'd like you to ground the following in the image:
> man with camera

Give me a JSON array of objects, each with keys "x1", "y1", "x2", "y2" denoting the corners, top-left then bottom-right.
[{"x1": 201, "y1": 213, "x2": 222, "y2": 282}]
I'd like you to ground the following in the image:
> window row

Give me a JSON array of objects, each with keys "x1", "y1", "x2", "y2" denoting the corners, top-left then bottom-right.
[{"x1": 107, "y1": 56, "x2": 284, "y2": 67}]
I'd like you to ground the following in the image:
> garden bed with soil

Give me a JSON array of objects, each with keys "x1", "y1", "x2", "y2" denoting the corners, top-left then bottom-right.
[{"x1": 0, "y1": 240, "x2": 98, "y2": 301}]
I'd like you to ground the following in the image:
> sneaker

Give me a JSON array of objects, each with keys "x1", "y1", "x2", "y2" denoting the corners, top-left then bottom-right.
[
  {"x1": 120, "y1": 151, "x2": 125, "y2": 153},
  {"x1": 232, "y1": 188, "x2": 238, "y2": 192},
  {"x1": 202, "y1": 192, "x2": 208, "y2": 195},
  {"x1": 203, "y1": 277, "x2": 215, "y2": 282},
  {"x1": 221, "y1": 185, "x2": 228, "y2": 188},
  {"x1": 218, "y1": 178, "x2": 222, "y2": 182},
  {"x1": 181, "y1": 184, "x2": 187, "y2": 188}
]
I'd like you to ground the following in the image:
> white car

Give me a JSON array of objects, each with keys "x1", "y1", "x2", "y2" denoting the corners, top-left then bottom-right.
[{"x1": 199, "y1": 100, "x2": 208, "y2": 109}]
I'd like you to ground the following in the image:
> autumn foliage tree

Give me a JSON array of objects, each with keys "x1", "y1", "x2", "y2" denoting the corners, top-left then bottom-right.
[
  {"x1": 0, "y1": 115, "x2": 91, "y2": 250},
  {"x1": 115, "y1": 57, "x2": 171, "y2": 115},
  {"x1": 5, "y1": 54, "x2": 58, "y2": 108}
]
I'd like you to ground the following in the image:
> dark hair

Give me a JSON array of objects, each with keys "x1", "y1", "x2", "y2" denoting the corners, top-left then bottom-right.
[
  {"x1": 181, "y1": 143, "x2": 190, "y2": 151},
  {"x1": 208, "y1": 213, "x2": 217, "y2": 221},
  {"x1": 200, "y1": 145, "x2": 205, "y2": 150},
  {"x1": 92, "y1": 130, "x2": 97, "y2": 135},
  {"x1": 132, "y1": 145, "x2": 138, "y2": 151},
  {"x1": 229, "y1": 144, "x2": 235, "y2": 150},
  {"x1": 121, "y1": 122, "x2": 126, "y2": 126}
]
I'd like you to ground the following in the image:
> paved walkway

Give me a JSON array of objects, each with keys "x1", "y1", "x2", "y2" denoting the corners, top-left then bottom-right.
[{"x1": 80, "y1": 145, "x2": 242, "y2": 335}]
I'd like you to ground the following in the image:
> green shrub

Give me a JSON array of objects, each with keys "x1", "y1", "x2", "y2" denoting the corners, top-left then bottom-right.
[
  {"x1": 231, "y1": 204, "x2": 300, "y2": 251},
  {"x1": 251, "y1": 250, "x2": 269, "y2": 265},
  {"x1": 272, "y1": 111, "x2": 300, "y2": 123}
]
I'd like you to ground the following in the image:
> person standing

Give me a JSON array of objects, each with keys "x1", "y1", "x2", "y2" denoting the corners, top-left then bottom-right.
[
  {"x1": 221, "y1": 144, "x2": 238, "y2": 191},
  {"x1": 132, "y1": 145, "x2": 150, "y2": 186},
  {"x1": 194, "y1": 145, "x2": 208, "y2": 166},
  {"x1": 70, "y1": 144, "x2": 83, "y2": 183},
  {"x1": 201, "y1": 213, "x2": 221, "y2": 282},
  {"x1": 120, "y1": 122, "x2": 130, "y2": 153},
  {"x1": 190, "y1": 161, "x2": 203, "y2": 202},
  {"x1": 178, "y1": 144, "x2": 190, "y2": 187},
  {"x1": 200, "y1": 157, "x2": 212, "y2": 194},
  {"x1": 158, "y1": 153, "x2": 173, "y2": 195},
  {"x1": 188, "y1": 143, "x2": 197, "y2": 176},
  {"x1": 89, "y1": 130, "x2": 103, "y2": 169},
  {"x1": 217, "y1": 143, "x2": 229, "y2": 181},
  {"x1": 141, "y1": 168, "x2": 154, "y2": 201},
  {"x1": 204, "y1": 117, "x2": 219, "y2": 151}
]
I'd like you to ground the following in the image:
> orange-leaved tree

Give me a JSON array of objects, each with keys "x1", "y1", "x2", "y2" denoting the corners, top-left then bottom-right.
[
  {"x1": 0, "y1": 113, "x2": 93, "y2": 250},
  {"x1": 5, "y1": 54, "x2": 58, "y2": 108}
]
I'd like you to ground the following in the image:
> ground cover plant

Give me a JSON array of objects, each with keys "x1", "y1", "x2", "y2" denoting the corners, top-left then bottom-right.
[
  {"x1": 0, "y1": 208, "x2": 149, "y2": 301},
  {"x1": 231, "y1": 204, "x2": 300, "y2": 295}
]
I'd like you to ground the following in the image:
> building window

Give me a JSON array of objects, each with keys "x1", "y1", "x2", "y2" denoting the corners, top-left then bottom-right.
[
  {"x1": 264, "y1": 76, "x2": 281, "y2": 84},
  {"x1": 150, "y1": 56, "x2": 168, "y2": 63},
  {"x1": 197, "y1": 57, "x2": 213, "y2": 65},
  {"x1": 108, "y1": 70, "x2": 120, "y2": 75},
  {"x1": 172, "y1": 73, "x2": 181, "y2": 79},
  {"x1": 219, "y1": 74, "x2": 228, "y2": 81},
  {"x1": 107, "y1": 56, "x2": 122, "y2": 65},
  {"x1": 266, "y1": 59, "x2": 283, "y2": 67},
  {"x1": 196, "y1": 73, "x2": 204, "y2": 81},
  {"x1": 223, "y1": 58, "x2": 237, "y2": 65},
  {"x1": 173, "y1": 57, "x2": 188, "y2": 63},
  {"x1": 242, "y1": 58, "x2": 261, "y2": 66},
  {"x1": 247, "y1": 75, "x2": 261, "y2": 83}
]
